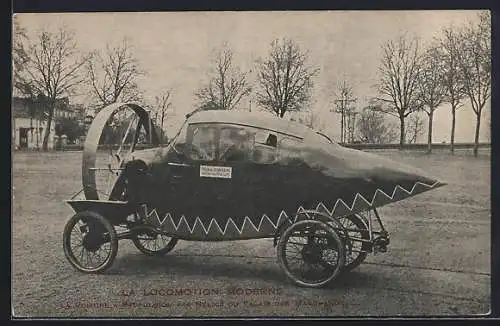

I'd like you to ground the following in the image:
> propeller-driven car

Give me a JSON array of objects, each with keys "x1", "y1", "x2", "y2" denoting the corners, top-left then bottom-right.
[{"x1": 63, "y1": 103, "x2": 445, "y2": 288}]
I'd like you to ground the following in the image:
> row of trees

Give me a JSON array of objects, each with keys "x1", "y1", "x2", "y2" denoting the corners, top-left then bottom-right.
[
  {"x1": 194, "y1": 39, "x2": 426, "y2": 146},
  {"x1": 194, "y1": 38, "x2": 319, "y2": 118},
  {"x1": 13, "y1": 13, "x2": 490, "y2": 156},
  {"x1": 374, "y1": 12, "x2": 490, "y2": 156},
  {"x1": 355, "y1": 107, "x2": 425, "y2": 145},
  {"x1": 13, "y1": 18, "x2": 173, "y2": 150},
  {"x1": 13, "y1": 20, "x2": 88, "y2": 150},
  {"x1": 193, "y1": 12, "x2": 490, "y2": 156},
  {"x1": 14, "y1": 18, "x2": 319, "y2": 150}
]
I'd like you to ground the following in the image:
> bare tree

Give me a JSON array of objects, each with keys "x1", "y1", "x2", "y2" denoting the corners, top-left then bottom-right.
[
  {"x1": 439, "y1": 27, "x2": 467, "y2": 155},
  {"x1": 85, "y1": 38, "x2": 143, "y2": 111},
  {"x1": 375, "y1": 35, "x2": 422, "y2": 148},
  {"x1": 356, "y1": 106, "x2": 397, "y2": 144},
  {"x1": 195, "y1": 45, "x2": 251, "y2": 111},
  {"x1": 152, "y1": 90, "x2": 173, "y2": 143},
  {"x1": 12, "y1": 18, "x2": 38, "y2": 148},
  {"x1": 256, "y1": 38, "x2": 319, "y2": 118},
  {"x1": 417, "y1": 44, "x2": 448, "y2": 153},
  {"x1": 454, "y1": 12, "x2": 491, "y2": 157},
  {"x1": 405, "y1": 114, "x2": 425, "y2": 144},
  {"x1": 332, "y1": 80, "x2": 357, "y2": 143},
  {"x1": 12, "y1": 17, "x2": 29, "y2": 88},
  {"x1": 14, "y1": 26, "x2": 88, "y2": 150}
]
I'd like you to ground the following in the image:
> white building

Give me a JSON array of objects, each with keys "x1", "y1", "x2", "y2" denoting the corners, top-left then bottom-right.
[
  {"x1": 12, "y1": 117, "x2": 56, "y2": 150},
  {"x1": 11, "y1": 97, "x2": 74, "y2": 150}
]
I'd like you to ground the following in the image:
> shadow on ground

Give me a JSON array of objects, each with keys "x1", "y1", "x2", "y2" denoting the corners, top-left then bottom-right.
[{"x1": 110, "y1": 251, "x2": 379, "y2": 290}]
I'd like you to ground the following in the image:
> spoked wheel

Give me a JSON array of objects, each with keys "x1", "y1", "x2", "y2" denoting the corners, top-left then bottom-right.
[
  {"x1": 82, "y1": 103, "x2": 159, "y2": 201},
  {"x1": 63, "y1": 211, "x2": 118, "y2": 273},
  {"x1": 277, "y1": 220, "x2": 345, "y2": 288},
  {"x1": 132, "y1": 229, "x2": 178, "y2": 256},
  {"x1": 338, "y1": 214, "x2": 370, "y2": 272}
]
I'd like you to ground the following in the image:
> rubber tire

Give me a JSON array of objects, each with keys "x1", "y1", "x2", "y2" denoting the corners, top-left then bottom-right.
[
  {"x1": 132, "y1": 234, "x2": 178, "y2": 256},
  {"x1": 277, "y1": 219, "x2": 345, "y2": 288},
  {"x1": 339, "y1": 214, "x2": 370, "y2": 272},
  {"x1": 63, "y1": 211, "x2": 118, "y2": 273}
]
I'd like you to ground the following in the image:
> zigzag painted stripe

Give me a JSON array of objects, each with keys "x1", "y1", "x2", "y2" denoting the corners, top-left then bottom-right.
[
  {"x1": 143, "y1": 180, "x2": 440, "y2": 236},
  {"x1": 317, "y1": 180, "x2": 440, "y2": 217},
  {"x1": 144, "y1": 208, "x2": 296, "y2": 236}
]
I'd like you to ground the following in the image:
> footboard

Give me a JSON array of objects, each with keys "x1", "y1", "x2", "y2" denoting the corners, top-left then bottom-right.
[{"x1": 65, "y1": 199, "x2": 137, "y2": 225}]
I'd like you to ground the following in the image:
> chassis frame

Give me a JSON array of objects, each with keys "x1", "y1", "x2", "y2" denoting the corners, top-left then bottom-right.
[{"x1": 63, "y1": 187, "x2": 390, "y2": 288}]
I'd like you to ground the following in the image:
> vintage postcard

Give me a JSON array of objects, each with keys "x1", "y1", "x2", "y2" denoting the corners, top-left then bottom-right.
[{"x1": 12, "y1": 10, "x2": 491, "y2": 318}]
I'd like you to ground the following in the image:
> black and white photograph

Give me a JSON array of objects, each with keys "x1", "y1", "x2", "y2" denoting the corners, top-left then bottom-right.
[{"x1": 11, "y1": 10, "x2": 491, "y2": 317}]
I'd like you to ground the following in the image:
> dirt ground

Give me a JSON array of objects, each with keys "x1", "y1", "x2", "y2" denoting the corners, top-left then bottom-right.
[{"x1": 11, "y1": 149, "x2": 491, "y2": 318}]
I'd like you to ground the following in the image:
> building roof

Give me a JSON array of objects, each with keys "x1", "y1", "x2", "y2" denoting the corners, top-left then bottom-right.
[
  {"x1": 11, "y1": 96, "x2": 83, "y2": 119},
  {"x1": 187, "y1": 109, "x2": 311, "y2": 139}
]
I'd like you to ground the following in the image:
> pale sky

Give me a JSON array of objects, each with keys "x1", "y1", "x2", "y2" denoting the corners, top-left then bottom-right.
[{"x1": 15, "y1": 11, "x2": 490, "y2": 142}]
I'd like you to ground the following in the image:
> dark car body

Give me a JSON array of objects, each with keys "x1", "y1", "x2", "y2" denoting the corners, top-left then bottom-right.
[{"x1": 115, "y1": 110, "x2": 445, "y2": 241}]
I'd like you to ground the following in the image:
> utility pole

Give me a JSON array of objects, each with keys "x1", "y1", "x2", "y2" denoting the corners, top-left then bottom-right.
[
  {"x1": 331, "y1": 80, "x2": 357, "y2": 144},
  {"x1": 248, "y1": 69, "x2": 253, "y2": 113},
  {"x1": 332, "y1": 97, "x2": 356, "y2": 144}
]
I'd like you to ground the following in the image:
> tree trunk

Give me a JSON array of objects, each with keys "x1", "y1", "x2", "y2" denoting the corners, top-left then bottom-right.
[
  {"x1": 427, "y1": 110, "x2": 433, "y2": 154},
  {"x1": 450, "y1": 107, "x2": 456, "y2": 155},
  {"x1": 42, "y1": 107, "x2": 54, "y2": 151},
  {"x1": 351, "y1": 114, "x2": 357, "y2": 143},
  {"x1": 161, "y1": 110, "x2": 165, "y2": 143},
  {"x1": 399, "y1": 117, "x2": 405, "y2": 150},
  {"x1": 36, "y1": 119, "x2": 39, "y2": 149},
  {"x1": 473, "y1": 113, "x2": 481, "y2": 157},
  {"x1": 340, "y1": 112, "x2": 344, "y2": 144}
]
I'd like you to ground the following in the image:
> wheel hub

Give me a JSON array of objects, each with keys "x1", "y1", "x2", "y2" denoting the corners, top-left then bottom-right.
[
  {"x1": 145, "y1": 230, "x2": 158, "y2": 238},
  {"x1": 301, "y1": 242, "x2": 323, "y2": 264},
  {"x1": 82, "y1": 232, "x2": 104, "y2": 252}
]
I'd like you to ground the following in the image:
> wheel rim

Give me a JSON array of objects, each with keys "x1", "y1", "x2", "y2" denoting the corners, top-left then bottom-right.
[
  {"x1": 281, "y1": 222, "x2": 343, "y2": 286},
  {"x1": 64, "y1": 215, "x2": 114, "y2": 272},
  {"x1": 135, "y1": 233, "x2": 174, "y2": 253}
]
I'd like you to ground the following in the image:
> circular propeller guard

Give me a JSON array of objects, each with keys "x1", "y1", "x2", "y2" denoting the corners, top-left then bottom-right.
[{"x1": 82, "y1": 103, "x2": 159, "y2": 200}]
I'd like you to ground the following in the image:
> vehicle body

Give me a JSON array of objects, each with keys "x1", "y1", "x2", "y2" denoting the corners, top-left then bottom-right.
[{"x1": 63, "y1": 103, "x2": 445, "y2": 288}]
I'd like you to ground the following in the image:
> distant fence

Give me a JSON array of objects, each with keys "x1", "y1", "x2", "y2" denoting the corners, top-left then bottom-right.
[
  {"x1": 341, "y1": 142, "x2": 491, "y2": 151},
  {"x1": 20, "y1": 142, "x2": 491, "y2": 152},
  {"x1": 59, "y1": 143, "x2": 158, "y2": 151}
]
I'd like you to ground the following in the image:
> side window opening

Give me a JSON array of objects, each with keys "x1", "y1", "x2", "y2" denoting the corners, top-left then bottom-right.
[
  {"x1": 251, "y1": 131, "x2": 278, "y2": 164},
  {"x1": 278, "y1": 137, "x2": 304, "y2": 164},
  {"x1": 265, "y1": 134, "x2": 277, "y2": 147},
  {"x1": 219, "y1": 127, "x2": 254, "y2": 162}
]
